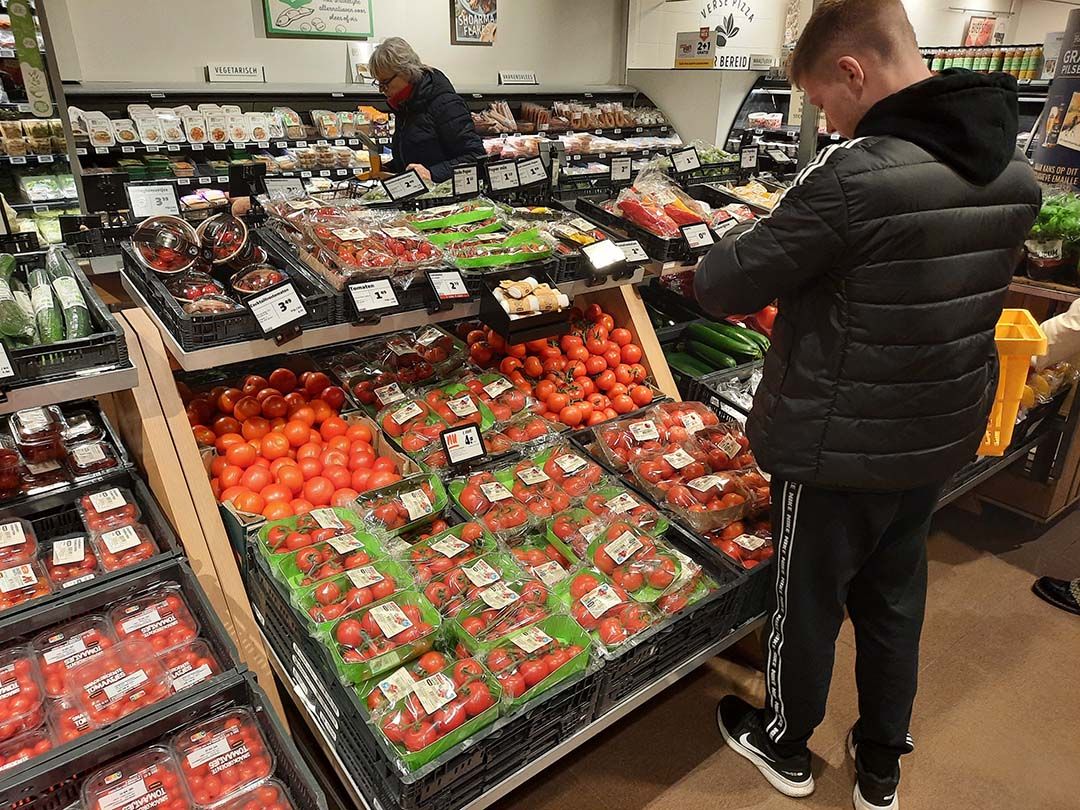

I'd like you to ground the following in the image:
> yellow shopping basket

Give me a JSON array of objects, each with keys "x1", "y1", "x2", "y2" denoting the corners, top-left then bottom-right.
[{"x1": 979, "y1": 309, "x2": 1048, "y2": 456}]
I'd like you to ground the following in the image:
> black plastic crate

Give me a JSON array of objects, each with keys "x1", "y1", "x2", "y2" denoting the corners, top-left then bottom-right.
[
  {"x1": 686, "y1": 181, "x2": 781, "y2": 218},
  {"x1": 3, "y1": 249, "x2": 129, "y2": 386},
  {"x1": 575, "y1": 197, "x2": 688, "y2": 262},
  {"x1": 673, "y1": 160, "x2": 742, "y2": 187},
  {"x1": 689, "y1": 361, "x2": 764, "y2": 424},
  {"x1": 733, "y1": 556, "x2": 771, "y2": 626},
  {"x1": 120, "y1": 235, "x2": 336, "y2": 351},
  {"x1": 460, "y1": 255, "x2": 559, "y2": 297},
  {"x1": 0, "y1": 671, "x2": 326, "y2": 810}
]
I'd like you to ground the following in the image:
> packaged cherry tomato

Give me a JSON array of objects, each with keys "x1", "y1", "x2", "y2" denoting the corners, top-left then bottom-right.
[
  {"x1": 219, "y1": 779, "x2": 296, "y2": 810},
  {"x1": 0, "y1": 436, "x2": 20, "y2": 500},
  {"x1": 480, "y1": 615, "x2": 590, "y2": 706},
  {"x1": 0, "y1": 517, "x2": 35, "y2": 566},
  {"x1": 421, "y1": 382, "x2": 495, "y2": 432},
  {"x1": 499, "y1": 413, "x2": 565, "y2": 447},
  {"x1": 9, "y1": 406, "x2": 66, "y2": 464},
  {"x1": 67, "y1": 638, "x2": 173, "y2": 726},
  {"x1": 257, "y1": 507, "x2": 363, "y2": 562},
  {"x1": 663, "y1": 471, "x2": 751, "y2": 534},
  {"x1": 62, "y1": 410, "x2": 107, "y2": 445},
  {"x1": 355, "y1": 474, "x2": 447, "y2": 535},
  {"x1": 546, "y1": 508, "x2": 606, "y2": 562},
  {"x1": 0, "y1": 646, "x2": 46, "y2": 743},
  {"x1": 172, "y1": 708, "x2": 274, "y2": 807},
  {"x1": 18, "y1": 457, "x2": 70, "y2": 493},
  {"x1": 39, "y1": 533, "x2": 102, "y2": 589},
  {"x1": 507, "y1": 534, "x2": 573, "y2": 587},
  {"x1": 274, "y1": 530, "x2": 384, "y2": 589},
  {"x1": 582, "y1": 484, "x2": 669, "y2": 537},
  {"x1": 594, "y1": 414, "x2": 669, "y2": 472},
  {"x1": 399, "y1": 522, "x2": 497, "y2": 582},
  {"x1": 32, "y1": 614, "x2": 117, "y2": 698},
  {"x1": 393, "y1": 411, "x2": 451, "y2": 461},
  {"x1": 160, "y1": 640, "x2": 222, "y2": 693},
  {"x1": 81, "y1": 746, "x2": 190, "y2": 810},
  {"x1": 421, "y1": 552, "x2": 526, "y2": 617},
  {"x1": 377, "y1": 397, "x2": 440, "y2": 441},
  {"x1": 370, "y1": 657, "x2": 501, "y2": 770},
  {"x1": 0, "y1": 726, "x2": 53, "y2": 775},
  {"x1": 692, "y1": 423, "x2": 753, "y2": 472},
  {"x1": 627, "y1": 443, "x2": 711, "y2": 503},
  {"x1": 536, "y1": 445, "x2": 604, "y2": 499},
  {"x1": 555, "y1": 568, "x2": 658, "y2": 654},
  {"x1": 292, "y1": 557, "x2": 411, "y2": 628},
  {"x1": 450, "y1": 578, "x2": 554, "y2": 654},
  {"x1": 357, "y1": 650, "x2": 476, "y2": 714},
  {"x1": 66, "y1": 440, "x2": 121, "y2": 478},
  {"x1": 448, "y1": 471, "x2": 531, "y2": 541},
  {"x1": 325, "y1": 591, "x2": 441, "y2": 683},
  {"x1": 651, "y1": 401, "x2": 720, "y2": 442},
  {"x1": 90, "y1": 522, "x2": 161, "y2": 573},
  {"x1": 0, "y1": 560, "x2": 52, "y2": 613},
  {"x1": 585, "y1": 523, "x2": 689, "y2": 604},
  {"x1": 77, "y1": 485, "x2": 141, "y2": 532},
  {"x1": 110, "y1": 583, "x2": 200, "y2": 653},
  {"x1": 507, "y1": 459, "x2": 574, "y2": 518},
  {"x1": 462, "y1": 372, "x2": 535, "y2": 424},
  {"x1": 47, "y1": 694, "x2": 97, "y2": 744}
]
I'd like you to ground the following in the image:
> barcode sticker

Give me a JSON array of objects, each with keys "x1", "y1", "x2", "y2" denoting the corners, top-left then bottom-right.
[
  {"x1": 605, "y1": 493, "x2": 638, "y2": 514},
  {"x1": 664, "y1": 448, "x2": 696, "y2": 469},
  {"x1": 368, "y1": 602, "x2": 413, "y2": 638},
  {"x1": 479, "y1": 481, "x2": 513, "y2": 502},
  {"x1": 533, "y1": 560, "x2": 568, "y2": 586},
  {"x1": 346, "y1": 566, "x2": 385, "y2": 588},
  {"x1": 605, "y1": 531, "x2": 643, "y2": 565},
  {"x1": 553, "y1": 454, "x2": 587, "y2": 475},
  {"x1": 479, "y1": 581, "x2": 520, "y2": 609},
  {"x1": 482, "y1": 377, "x2": 513, "y2": 398},
  {"x1": 0, "y1": 522, "x2": 25, "y2": 548},
  {"x1": 511, "y1": 626, "x2": 553, "y2": 654},
  {"x1": 628, "y1": 420, "x2": 659, "y2": 441},
  {"x1": 463, "y1": 558, "x2": 501, "y2": 587},
  {"x1": 446, "y1": 394, "x2": 478, "y2": 418},
  {"x1": 430, "y1": 535, "x2": 470, "y2": 558},
  {"x1": 52, "y1": 536, "x2": 86, "y2": 565},
  {"x1": 516, "y1": 465, "x2": 549, "y2": 485},
  {"x1": 88, "y1": 488, "x2": 126, "y2": 513},
  {"x1": 413, "y1": 672, "x2": 456, "y2": 714},
  {"x1": 399, "y1": 489, "x2": 432, "y2": 521},
  {"x1": 581, "y1": 583, "x2": 622, "y2": 618}
]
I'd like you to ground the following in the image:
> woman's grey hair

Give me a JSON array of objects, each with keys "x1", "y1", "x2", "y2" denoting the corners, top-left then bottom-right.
[{"x1": 369, "y1": 37, "x2": 426, "y2": 83}]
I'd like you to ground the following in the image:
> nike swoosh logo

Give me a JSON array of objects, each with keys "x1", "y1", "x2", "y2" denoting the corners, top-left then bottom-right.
[
  {"x1": 884, "y1": 795, "x2": 895, "y2": 802},
  {"x1": 738, "y1": 732, "x2": 773, "y2": 761}
]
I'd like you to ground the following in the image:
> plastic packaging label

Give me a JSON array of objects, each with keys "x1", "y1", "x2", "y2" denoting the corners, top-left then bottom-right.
[
  {"x1": 52, "y1": 277, "x2": 83, "y2": 310},
  {"x1": 100, "y1": 525, "x2": 142, "y2": 554},
  {"x1": 717, "y1": 434, "x2": 742, "y2": 460},
  {"x1": 581, "y1": 583, "x2": 623, "y2": 619},
  {"x1": 617, "y1": 240, "x2": 648, "y2": 262},
  {"x1": 399, "y1": 489, "x2": 433, "y2": 521},
  {"x1": 97, "y1": 778, "x2": 149, "y2": 810},
  {"x1": 479, "y1": 481, "x2": 513, "y2": 502},
  {"x1": 171, "y1": 663, "x2": 212, "y2": 691},
  {"x1": 368, "y1": 602, "x2": 413, "y2": 638},
  {"x1": 120, "y1": 608, "x2": 165, "y2": 635},
  {"x1": 42, "y1": 636, "x2": 89, "y2": 666},
  {"x1": 605, "y1": 493, "x2": 638, "y2": 514},
  {"x1": 479, "y1": 581, "x2": 520, "y2": 609},
  {"x1": 553, "y1": 454, "x2": 587, "y2": 475},
  {"x1": 374, "y1": 383, "x2": 406, "y2": 405},
  {"x1": 511, "y1": 626, "x2": 553, "y2": 654},
  {"x1": 446, "y1": 394, "x2": 478, "y2": 418},
  {"x1": 605, "y1": 531, "x2": 643, "y2": 565},
  {"x1": 310, "y1": 508, "x2": 345, "y2": 529},
  {"x1": 463, "y1": 559, "x2": 500, "y2": 587},
  {"x1": 52, "y1": 536, "x2": 86, "y2": 565},
  {"x1": 515, "y1": 465, "x2": 549, "y2": 485},
  {"x1": 413, "y1": 672, "x2": 456, "y2": 714},
  {"x1": 62, "y1": 573, "x2": 96, "y2": 589},
  {"x1": 0, "y1": 564, "x2": 37, "y2": 593},
  {"x1": 579, "y1": 522, "x2": 603, "y2": 542},
  {"x1": 346, "y1": 566, "x2": 384, "y2": 588},
  {"x1": 186, "y1": 737, "x2": 232, "y2": 769},
  {"x1": 377, "y1": 667, "x2": 417, "y2": 703},
  {"x1": 88, "y1": 488, "x2": 126, "y2": 513},
  {"x1": 391, "y1": 401, "x2": 423, "y2": 425},
  {"x1": 0, "y1": 521, "x2": 25, "y2": 548},
  {"x1": 382, "y1": 226, "x2": 415, "y2": 239},
  {"x1": 102, "y1": 668, "x2": 148, "y2": 702},
  {"x1": 20, "y1": 458, "x2": 56, "y2": 474},
  {"x1": 71, "y1": 443, "x2": 107, "y2": 465},
  {"x1": 628, "y1": 420, "x2": 660, "y2": 441},
  {"x1": 19, "y1": 408, "x2": 47, "y2": 431},
  {"x1": 664, "y1": 448, "x2": 696, "y2": 470},
  {"x1": 482, "y1": 377, "x2": 514, "y2": 398},
  {"x1": 533, "y1": 560, "x2": 568, "y2": 587},
  {"x1": 430, "y1": 535, "x2": 469, "y2": 558},
  {"x1": 682, "y1": 412, "x2": 705, "y2": 434},
  {"x1": 688, "y1": 474, "x2": 725, "y2": 493},
  {"x1": 326, "y1": 534, "x2": 363, "y2": 554},
  {"x1": 734, "y1": 534, "x2": 767, "y2": 551}
]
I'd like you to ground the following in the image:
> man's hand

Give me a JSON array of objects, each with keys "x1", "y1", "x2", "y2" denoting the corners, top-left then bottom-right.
[{"x1": 406, "y1": 163, "x2": 432, "y2": 183}]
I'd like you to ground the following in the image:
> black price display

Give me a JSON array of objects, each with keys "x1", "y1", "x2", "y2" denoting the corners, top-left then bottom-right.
[
  {"x1": 382, "y1": 169, "x2": 427, "y2": 202},
  {"x1": 440, "y1": 424, "x2": 487, "y2": 467},
  {"x1": 670, "y1": 147, "x2": 702, "y2": 174},
  {"x1": 126, "y1": 183, "x2": 180, "y2": 219},
  {"x1": 428, "y1": 269, "x2": 470, "y2": 301},
  {"x1": 348, "y1": 278, "x2": 399, "y2": 317},
  {"x1": 486, "y1": 161, "x2": 520, "y2": 191},
  {"x1": 517, "y1": 157, "x2": 547, "y2": 186},
  {"x1": 610, "y1": 156, "x2": 632, "y2": 182},
  {"x1": 681, "y1": 223, "x2": 715, "y2": 250},
  {"x1": 453, "y1": 165, "x2": 479, "y2": 196},
  {"x1": 247, "y1": 282, "x2": 308, "y2": 337}
]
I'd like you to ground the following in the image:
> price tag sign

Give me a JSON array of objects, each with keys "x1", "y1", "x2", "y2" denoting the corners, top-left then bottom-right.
[
  {"x1": 125, "y1": 182, "x2": 180, "y2": 219},
  {"x1": 348, "y1": 278, "x2": 399, "y2": 319},
  {"x1": 382, "y1": 169, "x2": 427, "y2": 202},
  {"x1": 427, "y1": 269, "x2": 470, "y2": 302},
  {"x1": 486, "y1": 161, "x2": 520, "y2": 191},
  {"x1": 94, "y1": 146, "x2": 109, "y2": 155},
  {"x1": 121, "y1": 146, "x2": 135, "y2": 154},
  {"x1": 191, "y1": 143, "x2": 204, "y2": 150},
  {"x1": 582, "y1": 239, "x2": 627, "y2": 274},
  {"x1": 453, "y1": 164, "x2": 479, "y2": 197},
  {"x1": 610, "y1": 156, "x2": 632, "y2": 183},
  {"x1": 245, "y1": 282, "x2": 308, "y2": 339},
  {"x1": 36, "y1": 155, "x2": 53, "y2": 164},
  {"x1": 768, "y1": 148, "x2": 793, "y2": 165},
  {"x1": 670, "y1": 147, "x2": 702, "y2": 174},
  {"x1": 741, "y1": 147, "x2": 759, "y2": 170},
  {"x1": 167, "y1": 144, "x2": 180, "y2": 152},
  {"x1": 517, "y1": 157, "x2": 547, "y2": 186},
  {"x1": 8, "y1": 156, "x2": 24, "y2": 165},
  {"x1": 440, "y1": 423, "x2": 486, "y2": 467},
  {"x1": 616, "y1": 240, "x2": 649, "y2": 263},
  {"x1": 681, "y1": 223, "x2": 715, "y2": 251},
  {"x1": 0, "y1": 343, "x2": 14, "y2": 382},
  {"x1": 263, "y1": 176, "x2": 305, "y2": 198}
]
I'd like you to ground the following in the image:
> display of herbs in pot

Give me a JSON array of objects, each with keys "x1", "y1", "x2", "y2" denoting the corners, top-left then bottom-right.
[{"x1": 1026, "y1": 193, "x2": 1080, "y2": 281}]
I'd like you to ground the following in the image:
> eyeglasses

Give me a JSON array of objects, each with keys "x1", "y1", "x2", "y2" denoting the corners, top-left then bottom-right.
[{"x1": 376, "y1": 73, "x2": 400, "y2": 92}]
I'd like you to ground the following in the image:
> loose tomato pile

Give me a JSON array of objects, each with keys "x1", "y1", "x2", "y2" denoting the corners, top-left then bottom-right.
[
  {"x1": 173, "y1": 709, "x2": 274, "y2": 807},
  {"x1": 459, "y1": 303, "x2": 656, "y2": 428}
]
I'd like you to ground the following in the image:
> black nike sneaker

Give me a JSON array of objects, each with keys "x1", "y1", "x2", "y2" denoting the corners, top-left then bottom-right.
[
  {"x1": 847, "y1": 729, "x2": 900, "y2": 810},
  {"x1": 716, "y1": 695, "x2": 814, "y2": 797},
  {"x1": 1032, "y1": 577, "x2": 1080, "y2": 616}
]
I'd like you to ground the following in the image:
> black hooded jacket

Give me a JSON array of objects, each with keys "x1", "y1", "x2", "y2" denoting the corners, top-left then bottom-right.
[
  {"x1": 694, "y1": 70, "x2": 1041, "y2": 491},
  {"x1": 387, "y1": 68, "x2": 485, "y2": 184}
]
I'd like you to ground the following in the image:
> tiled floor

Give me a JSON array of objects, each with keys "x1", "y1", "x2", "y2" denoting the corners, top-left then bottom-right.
[{"x1": 493, "y1": 502, "x2": 1080, "y2": 809}]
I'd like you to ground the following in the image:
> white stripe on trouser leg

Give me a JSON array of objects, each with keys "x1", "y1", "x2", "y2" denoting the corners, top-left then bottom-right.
[{"x1": 765, "y1": 481, "x2": 802, "y2": 742}]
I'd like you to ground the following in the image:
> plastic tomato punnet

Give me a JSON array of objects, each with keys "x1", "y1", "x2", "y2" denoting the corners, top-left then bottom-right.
[
  {"x1": 0, "y1": 560, "x2": 52, "y2": 613},
  {"x1": 0, "y1": 726, "x2": 53, "y2": 775},
  {"x1": 40, "y1": 533, "x2": 101, "y2": 589},
  {"x1": 81, "y1": 745, "x2": 190, "y2": 810},
  {"x1": 31, "y1": 614, "x2": 117, "y2": 698},
  {"x1": 109, "y1": 584, "x2": 200, "y2": 653},
  {"x1": 160, "y1": 640, "x2": 221, "y2": 693},
  {"x1": 67, "y1": 638, "x2": 173, "y2": 726},
  {"x1": 406, "y1": 522, "x2": 492, "y2": 584},
  {"x1": 77, "y1": 486, "x2": 141, "y2": 533},
  {"x1": 218, "y1": 779, "x2": 296, "y2": 810},
  {"x1": 562, "y1": 570, "x2": 657, "y2": 650},
  {"x1": 47, "y1": 694, "x2": 97, "y2": 744},
  {"x1": 0, "y1": 518, "x2": 36, "y2": 567},
  {"x1": 90, "y1": 522, "x2": 160, "y2": 573},
  {"x1": 0, "y1": 646, "x2": 45, "y2": 743},
  {"x1": 173, "y1": 708, "x2": 274, "y2": 807}
]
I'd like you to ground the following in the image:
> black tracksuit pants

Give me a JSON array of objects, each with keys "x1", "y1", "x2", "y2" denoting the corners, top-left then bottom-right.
[{"x1": 763, "y1": 478, "x2": 942, "y2": 776}]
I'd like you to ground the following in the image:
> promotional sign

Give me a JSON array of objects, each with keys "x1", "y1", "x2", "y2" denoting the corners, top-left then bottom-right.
[
  {"x1": 451, "y1": 0, "x2": 497, "y2": 46},
  {"x1": 263, "y1": 0, "x2": 373, "y2": 39},
  {"x1": 1031, "y1": 10, "x2": 1080, "y2": 189},
  {"x1": 8, "y1": 1, "x2": 51, "y2": 118},
  {"x1": 1044, "y1": 32, "x2": 1066, "y2": 80},
  {"x1": 675, "y1": 28, "x2": 716, "y2": 69}
]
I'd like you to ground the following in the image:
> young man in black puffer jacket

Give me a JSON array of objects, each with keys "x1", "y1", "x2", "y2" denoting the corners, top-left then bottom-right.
[{"x1": 697, "y1": 2, "x2": 1041, "y2": 808}]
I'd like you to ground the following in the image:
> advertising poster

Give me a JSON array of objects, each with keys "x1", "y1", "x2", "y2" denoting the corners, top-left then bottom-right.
[
  {"x1": 1032, "y1": 10, "x2": 1080, "y2": 189},
  {"x1": 263, "y1": 0, "x2": 374, "y2": 39},
  {"x1": 450, "y1": 0, "x2": 497, "y2": 46}
]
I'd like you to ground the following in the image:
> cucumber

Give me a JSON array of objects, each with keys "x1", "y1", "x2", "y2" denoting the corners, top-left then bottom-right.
[
  {"x1": 0, "y1": 254, "x2": 15, "y2": 281},
  {"x1": 46, "y1": 248, "x2": 91, "y2": 339},
  {"x1": 687, "y1": 322, "x2": 761, "y2": 361},
  {"x1": 737, "y1": 327, "x2": 771, "y2": 352},
  {"x1": 7, "y1": 278, "x2": 36, "y2": 342},
  {"x1": 688, "y1": 340, "x2": 738, "y2": 370},
  {"x1": 0, "y1": 272, "x2": 32, "y2": 339},
  {"x1": 701, "y1": 321, "x2": 764, "y2": 354},
  {"x1": 29, "y1": 267, "x2": 62, "y2": 344},
  {"x1": 667, "y1": 351, "x2": 715, "y2": 378}
]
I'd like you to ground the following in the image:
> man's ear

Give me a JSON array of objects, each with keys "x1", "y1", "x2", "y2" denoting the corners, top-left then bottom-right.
[{"x1": 836, "y1": 55, "x2": 865, "y2": 91}]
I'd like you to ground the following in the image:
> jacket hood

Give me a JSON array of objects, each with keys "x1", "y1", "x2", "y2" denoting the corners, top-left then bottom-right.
[
  {"x1": 407, "y1": 67, "x2": 454, "y2": 107},
  {"x1": 854, "y1": 69, "x2": 1019, "y2": 186}
]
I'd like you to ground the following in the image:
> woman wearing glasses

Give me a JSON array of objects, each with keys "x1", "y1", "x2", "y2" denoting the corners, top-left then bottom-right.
[{"x1": 368, "y1": 37, "x2": 485, "y2": 184}]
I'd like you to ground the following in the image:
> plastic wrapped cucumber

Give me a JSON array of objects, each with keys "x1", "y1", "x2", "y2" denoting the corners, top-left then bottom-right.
[
  {"x1": 5, "y1": 278, "x2": 36, "y2": 342},
  {"x1": 29, "y1": 267, "x2": 62, "y2": 344},
  {"x1": 45, "y1": 247, "x2": 90, "y2": 339},
  {"x1": 0, "y1": 269, "x2": 33, "y2": 340},
  {"x1": 0, "y1": 253, "x2": 15, "y2": 281}
]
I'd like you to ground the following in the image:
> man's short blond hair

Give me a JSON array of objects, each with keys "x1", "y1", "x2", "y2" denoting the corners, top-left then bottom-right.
[{"x1": 788, "y1": 0, "x2": 919, "y2": 85}]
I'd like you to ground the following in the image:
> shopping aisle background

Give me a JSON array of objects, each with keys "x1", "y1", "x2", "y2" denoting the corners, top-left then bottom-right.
[{"x1": 493, "y1": 503, "x2": 1080, "y2": 809}]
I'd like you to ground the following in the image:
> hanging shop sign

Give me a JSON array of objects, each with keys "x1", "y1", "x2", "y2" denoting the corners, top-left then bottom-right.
[
  {"x1": 1032, "y1": 9, "x2": 1080, "y2": 188},
  {"x1": 675, "y1": 28, "x2": 716, "y2": 69},
  {"x1": 451, "y1": 0, "x2": 497, "y2": 46},
  {"x1": 263, "y1": 0, "x2": 374, "y2": 39},
  {"x1": 630, "y1": 0, "x2": 783, "y2": 70},
  {"x1": 206, "y1": 63, "x2": 266, "y2": 83},
  {"x1": 499, "y1": 71, "x2": 538, "y2": 86},
  {"x1": 8, "y1": 1, "x2": 51, "y2": 118}
]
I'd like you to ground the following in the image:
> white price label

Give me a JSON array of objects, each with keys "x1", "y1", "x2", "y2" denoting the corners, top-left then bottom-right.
[
  {"x1": 52, "y1": 536, "x2": 86, "y2": 566},
  {"x1": 628, "y1": 420, "x2": 660, "y2": 441},
  {"x1": 479, "y1": 581, "x2": 520, "y2": 609},
  {"x1": 580, "y1": 583, "x2": 622, "y2": 619},
  {"x1": 199, "y1": 176, "x2": 211, "y2": 184},
  {"x1": 429, "y1": 270, "x2": 469, "y2": 300},
  {"x1": 346, "y1": 566, "x2": 385, "y2": 588},
  {"x1": 533, "y1": 560, "x2": 568, "y2": 586},
  {"x1": 664, "y1": 448, "x2": 696, "y2": 469},
  {"x1": 446, "y1": 394, "x2": 478, "y2": 418},
  {"x1": 377, "y1": 667, "x2": 418, "y2": 703},
  {"x1": 553, "y1": 453, "x2": 587, "y2": 475},
  {"x1": 296, "y1": 140, "x2": 308, "y2": 147},
  {"x1": 71, "y1": 443, "x2": 107, "y2": 466},
  {"x1": 682, "y1": 412, "x2": 705, "y2": 434},
  {"x1": 374, "y1": 382, "x2": 405, "y2": 405},
  {"x1": 453, "y1": 165, "x2": 479, "y2": 196},
  {"x1": 349, "y1": 279, "x2": 399, "y2": 314},
  {"x1": 605, "y1": 492, "x2": 639, "y2": 514},
  {"x1": 463, "y1": 558, "x2": 501, "y2": 587},
  {"x1": 430, "y1": 535, "x2": 470, "y2": 558},
  {"x1": 442, "y1": 424, "x2": 485, "y2": 465},
  {"x1": 671, "y1": 147, "x2": 702, "y2": 174},
  {"x1": 382, "y1": 226, "x2": 415, "y2": 239},
  {"x1": 94, "y1": 146, "x2": 109, "y2": 155},
  {"x1": 382, "y1": 170, "x2": 427, "y2": 201},
  {"x1": 511, "y1": 626, "x2": 553, "y2": 654},
  {"x1": 681, "y1": 223, "x2": 714, "y2": 250},
  {"x1": 617, "y1": 240, "x2": 649, "y2": 263},
  {"x1": 515, "y1": 465, "x2": 549, "y2": 485},
  {"x1": 216, "y1": 175, "x2": 228, "y2": 183},
  {"x1": 0, "y1": 563, "x2": 37, "y2": 593},
  {"x1": 310, "y1": 508, "x2": 345, "y2": 529},
  {"x1": 610, "y1": 156, "x2": 632, "y2": 182},
  {"x1": 264, "y1": 177, "x2": 305, "y2": 197},
  {"x1": 605, "y1": 531, "x2": 643, "y2": 565},
  {"x1": 0, "y1": 521, "x2": 25, "y2": 548},
  {"x1": 400, "y1": 489, "x2": 433, "y2": 521},
  {"x1": 487, "y1": 161, "x2": 520, "y2": 191},
  {"x1": 740, "y1": 147, "x2": 759, "y2": 170},
  {"x1": 517, "y1": 157, "x2": 547, "y2": 186},
  {"x1": 121, "y1": 146, "x2": 135, "y2": 154},
  {"x1": 88, "y1": 488, "x2": 126, "y2": 513},
  {"x1": 100, "y1": 525, "x2": 142, "y2": 554},
  {"x1": 247, "y1": 282, "x2": 308, "y2": 334},
  {"x1": 479, "y1": 481, "x2": 513, "y2": 502},
  {"x1": 369, "y1": 602, "x2": 413, "y2": 638},
  {"x1": 688, "y1": 474, "x2": 725, "y2": 493},
  {"x1": 127, "y1": 183, "x2": 180, "y2": 218},
  {"x1": 168, "y1": 144, "x2": 181, "y2": 152},
  {"x1": 192, "y1": 143, "x2": 204, "y2": 150},
  {"x1": 391, "y1": 401, "x2": 423, "y2": 425},
  {"x1": 319, "y1": 170, "x2": 331, "y2": 177},
  {"x1": 734, "y1": 534, "x2": 767, "y2": 551},
  {"x1": 482, "y1": 377, "x2": 513, "y2": 398},
  {"x1": 413, "y1": 672, "x2": 457, "y2": 714},
  {"x1": 326, "y1": 534, "x2": 363, "y2": 554},
  {"x1": 717, "y1": 433, "x2": 743, "y2": 459}
]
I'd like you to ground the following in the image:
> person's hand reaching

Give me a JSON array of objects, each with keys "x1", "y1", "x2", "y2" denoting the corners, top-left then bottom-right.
[{"x1": 406, "y1": 163, "x2": 432, "y2": 183}]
